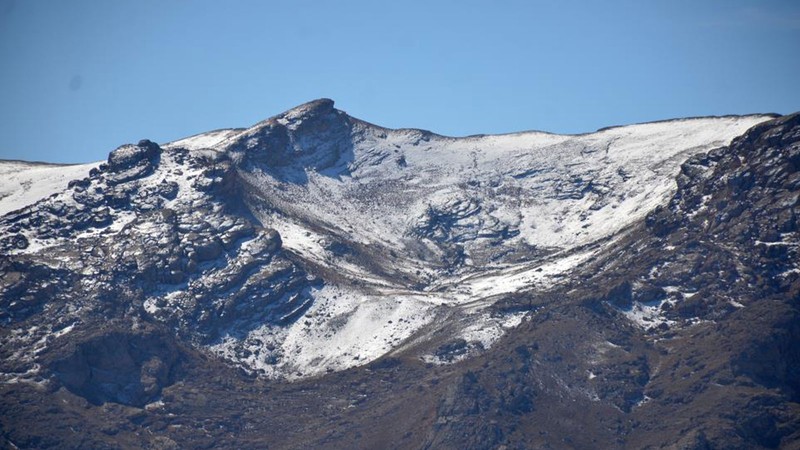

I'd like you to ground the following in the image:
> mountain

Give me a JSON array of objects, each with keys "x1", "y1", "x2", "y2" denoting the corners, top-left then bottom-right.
[{"x1": 1, "y1": 100, "x2": 797, "y2": 449}]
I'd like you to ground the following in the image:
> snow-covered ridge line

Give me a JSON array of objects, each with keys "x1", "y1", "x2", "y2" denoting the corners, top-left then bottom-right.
[
  {"x1": 0, "y1": 102, "x2": 773, "y2": 221},
  {"x1": 166, "y1": 98, "x2": 774, "y2": 150},
  {"x1": 280, "y1": 100, "x2": 776, "y2": 141},
  {"x1": 163, "y1": 128, "x2": 245, "y2": 151}
]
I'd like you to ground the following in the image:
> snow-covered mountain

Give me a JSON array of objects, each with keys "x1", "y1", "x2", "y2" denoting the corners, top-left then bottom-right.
[
  {"x1": 3, "y1": 101, "x2": 800, "y2": 449},
  {"x1": 0, "y1": 99, "x2": 771, "y2": 381}
]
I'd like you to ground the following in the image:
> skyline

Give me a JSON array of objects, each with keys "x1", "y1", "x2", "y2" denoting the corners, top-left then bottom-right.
[{"x1": 2, "y1": 0, "x2": 799, "y2": 163}]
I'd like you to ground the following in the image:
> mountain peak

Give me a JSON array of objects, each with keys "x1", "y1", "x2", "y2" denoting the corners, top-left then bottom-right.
[
  {"x1": 279, "y1": 98, "x2": 337, "y2": 124},
  {"x1": 223, "y1": 98, "x2": 350, "y2": 173}
]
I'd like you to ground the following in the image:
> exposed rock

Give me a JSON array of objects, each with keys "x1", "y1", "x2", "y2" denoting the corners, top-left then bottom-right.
[
  {"x1": 107, "y1": 140, "x2": 161, "y2": 173},
  {"x1": 50, "y1": 331, "x2": 180, "y2": 407}
]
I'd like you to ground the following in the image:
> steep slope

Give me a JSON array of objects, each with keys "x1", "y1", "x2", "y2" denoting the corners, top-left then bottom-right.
[
  {"x1": 181, "y1": 100, "x2": 772, "y2": 377},
  {"x1": 0, "y1": 139, "x2": 315, "y2": 388},
  {"x1": 414, "y1": 112, "x2": 800, "y2": 449},
  {"x1": 0, "y1": 160, "x2": 98, "y2": 216}
]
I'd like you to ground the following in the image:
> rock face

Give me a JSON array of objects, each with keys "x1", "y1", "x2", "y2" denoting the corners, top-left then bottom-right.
[
  {"x1": 1, "y1": 102, "x2": 798, "y2": 449},
  {"x1": 107, "y1": 139, "x2": 161, "y2": 172},
  {"x1": 50, "y1": 330, "x2": 180, "y2": 407},
  {"x1": 229, "y1": 98, "x2": 353, "y2": 174}
]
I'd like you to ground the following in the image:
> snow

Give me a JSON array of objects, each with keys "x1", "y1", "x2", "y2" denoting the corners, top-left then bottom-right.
[
  {"x1": 0, "y1": 160, "x2": 98, "y2": 216},
  {"x1": 635, "y1": 395, "x2": 652, "y2": 408},
  {"x1": 52, "y1": 323, "x2": 77, "y2": 338},
  {"x1": 240, "y1": 114, "x2": 768, "y2": 279},
  {"x1": 452, "y1": 246, "x2": 599, "y2": 305},
  {"x1": 145, "y1": 400, "x2": 166, "y2": 411},
  {"x1": 460, "y1": 311, "x2": 527, "y2": 348},
  {"x1": 729, "y1": 299, "x2": 745, "y2": 308},
  {"x1": 1, "y1": 363, "x2": 44, "y2": 386},
  {"x1": 617, "y1": 298, "x2": 677, "y2": 329},
  {"x1": 163, "y1": 128, "x2": 243, "y2": 151},
  {"x1": 209, "y1": 284, "x2": 440, "y2": 378}
]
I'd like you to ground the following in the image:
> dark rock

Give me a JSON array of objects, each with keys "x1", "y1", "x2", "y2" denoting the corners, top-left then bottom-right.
[
  {"x1": 607, "y1": 280, "x2": 633, "y2": 308},
  {"x1": 50, "y1": 331, "x2": 180, "y2": 407},
  {"x1": 156, "y1": 180, "x2": 179, "y2": 200},
  {"x1": 2, "y1": 233, "x2": 29, "y2": 250},
  {"x1": 634, "y1": 285, "x2": 666, "y2": 304},
  {"x1": 67, "y1": 178, "x2": 91, "y2": 189},
  {"x1": 324, "y1": 240, "x2": 352, "y2": 256},
  {"x1": 229, "y1": 99, "x2": 352, "y2": 174},
  {"x1": 107, "y1": 141, "x2": 161, "y2": 173},
  {"x1": 434, "y1": 339, "x2": 469, "y2": 362}
]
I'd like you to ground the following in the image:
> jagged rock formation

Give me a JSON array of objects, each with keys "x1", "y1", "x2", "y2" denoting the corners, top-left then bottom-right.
[
  {"x1": 0, "y1": 138, "x2": 315, "y2": 384},
  {"x1": 1, "y1": 101, "x2": 797, "y2": 449}
]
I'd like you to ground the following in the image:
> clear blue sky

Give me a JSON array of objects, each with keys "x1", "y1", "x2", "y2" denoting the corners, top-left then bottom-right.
[{"x1": 1, "y1": 0, "x2": 798, "y2": 163}]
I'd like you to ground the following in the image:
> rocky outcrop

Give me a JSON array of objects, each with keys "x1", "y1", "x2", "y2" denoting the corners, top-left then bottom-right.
[
  {"x1": 228, "y1": 99, "x2": 354, "y2": 175},
  {"x1": 0, "y1": 132, "x2": 315, "y2": 384},
  {"x1": 105, "y1": 139, "x2": 162, "y2": 185},
  {"x1": 50, "y1": 330, "x2": 181, "y2": 407}
]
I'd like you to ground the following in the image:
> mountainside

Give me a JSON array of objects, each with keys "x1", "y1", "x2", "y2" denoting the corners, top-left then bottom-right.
[
  {"x1": 1, "y1": 101, "x2": 798, "y2": 449},
  {"x1": 0, "y1": 161, "x2": 98, "y2": 217}
]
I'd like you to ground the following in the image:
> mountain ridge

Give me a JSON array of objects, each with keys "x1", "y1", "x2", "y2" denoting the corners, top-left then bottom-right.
[
  {"x1": 1, "y1": 101, "x2": 797, "y2": 449},
  {"x1": 0, "y1": 101, "x2": 775, "y2": 380},
  {"x1": 168, "y1": 98, "x2": 779, "y2": 146}
]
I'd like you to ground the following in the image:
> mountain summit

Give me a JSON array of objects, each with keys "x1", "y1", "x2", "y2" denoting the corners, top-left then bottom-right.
[{"x1": 1, "y1": 102, "x2": 798, "y2": 448}]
